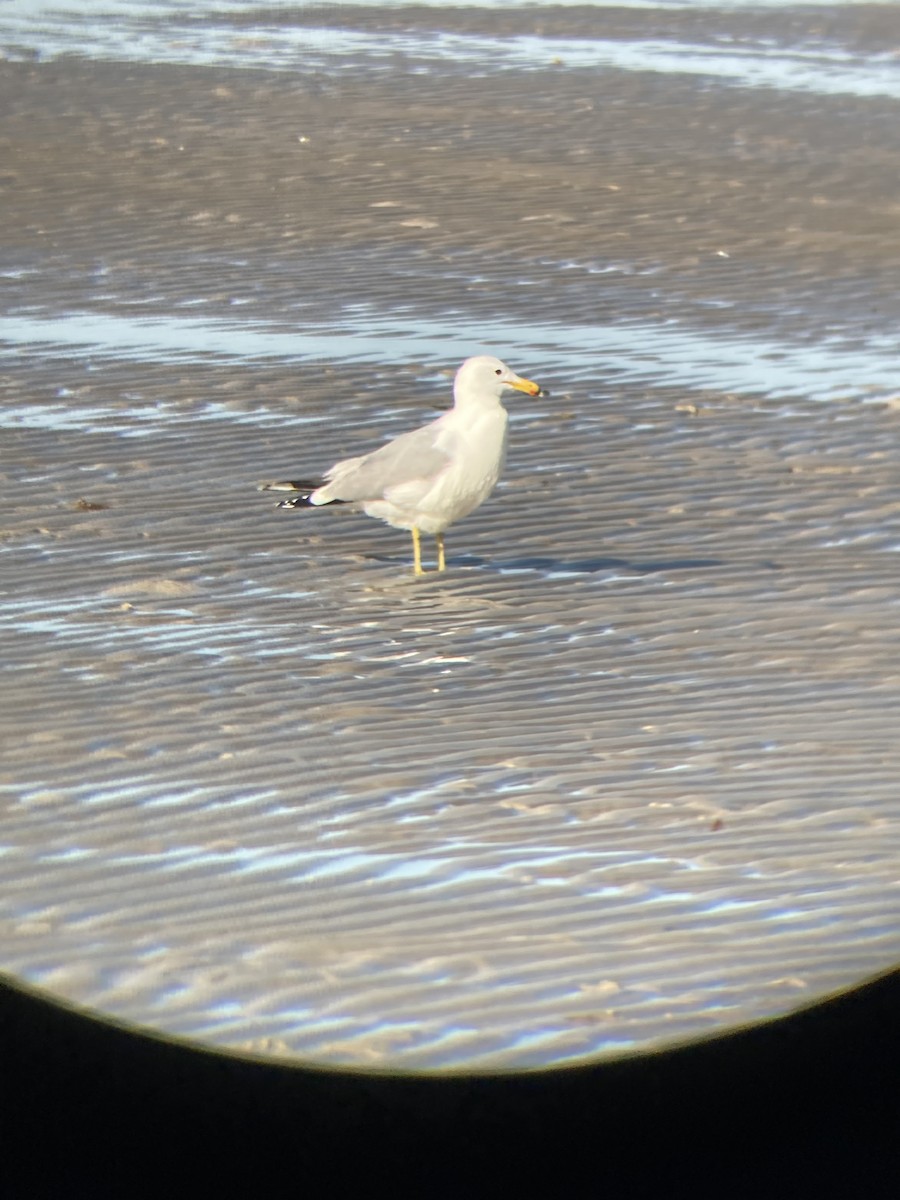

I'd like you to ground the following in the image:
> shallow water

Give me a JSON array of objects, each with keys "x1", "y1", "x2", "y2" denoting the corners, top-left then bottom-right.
[
  {"x1": 1, "y1": 1, "x2": 899, "y2": 1070},
  {"x1": 3, "y1": 305, "x2": 898, "y2": 402},
  {"x1": 3, "y1": 0, "x2": 899, "y2": 100}
]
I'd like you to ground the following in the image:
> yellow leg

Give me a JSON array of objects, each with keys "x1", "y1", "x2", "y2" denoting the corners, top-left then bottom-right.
[
  {"x1": 436, "y1": 532, "x2": 446, "y2": 572},
  {"x1": 412, "y1": 527, "x2": 425, "y2": 576}
]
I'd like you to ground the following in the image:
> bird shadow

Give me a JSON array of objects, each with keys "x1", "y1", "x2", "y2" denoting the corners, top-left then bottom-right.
[
  {"x1": 457, "y1": 554, "x2": 726, "y2": 575},
  {"x1": 365, "y1": 552, "x2": 728, "y2": 575}
]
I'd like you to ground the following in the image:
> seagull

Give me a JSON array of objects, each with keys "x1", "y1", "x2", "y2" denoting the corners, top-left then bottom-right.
[{"x1": 260, "y1": 355, "x2": 542, "y2": 575}]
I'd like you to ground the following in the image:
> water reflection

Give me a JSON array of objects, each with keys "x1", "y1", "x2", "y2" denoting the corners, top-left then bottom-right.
[
  {"x1": 2, "y1": 307, "x2": 896, "y2": 407},
  {"x1": 1, "y1": 1, "x2": 897, "y2": 99}
]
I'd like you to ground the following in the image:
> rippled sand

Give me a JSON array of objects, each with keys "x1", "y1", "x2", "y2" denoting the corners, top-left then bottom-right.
[{"x1": 1, "y1": 3, "x2": 899, "y2": 1069}]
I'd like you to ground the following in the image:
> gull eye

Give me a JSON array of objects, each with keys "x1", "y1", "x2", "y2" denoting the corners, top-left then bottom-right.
[{"x1": 494, "y1": 368, "x2": 503, "y2": 376}]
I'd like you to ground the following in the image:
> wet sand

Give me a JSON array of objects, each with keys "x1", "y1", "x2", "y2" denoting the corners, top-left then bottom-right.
[{"x1": 1, "y1": 4, "x2": 899, "y2": 1069}]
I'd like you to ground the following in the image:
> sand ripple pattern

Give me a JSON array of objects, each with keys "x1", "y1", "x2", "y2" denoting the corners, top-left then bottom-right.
[{"x1": 1, "y1": 1, "x2": 899, "y2": 1068}]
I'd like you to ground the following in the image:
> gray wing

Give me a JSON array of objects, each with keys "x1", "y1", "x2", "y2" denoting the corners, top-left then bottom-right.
[{"x1": 320, "y1": 419, "x2": 452, "y2": 502}]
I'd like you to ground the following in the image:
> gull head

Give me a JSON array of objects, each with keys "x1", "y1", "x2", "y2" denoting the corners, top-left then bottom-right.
[{"x1": 454, "y1": 355, "x2": 541, "y2": 405}]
